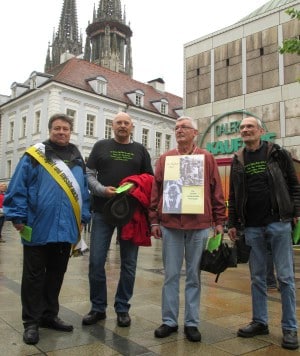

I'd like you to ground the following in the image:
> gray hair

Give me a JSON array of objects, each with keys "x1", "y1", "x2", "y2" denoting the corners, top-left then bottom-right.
[
  {"x1": 176, "y1": 116, "x2": 198, "y2": 130},
  {"x1": 244, "y1": 116, "x2": 263, "y2": 129}
]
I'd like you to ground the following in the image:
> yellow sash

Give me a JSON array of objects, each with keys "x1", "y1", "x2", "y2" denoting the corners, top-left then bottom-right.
[{"x1": 26, "y1": 145, "x2": 81, "y2": 248}]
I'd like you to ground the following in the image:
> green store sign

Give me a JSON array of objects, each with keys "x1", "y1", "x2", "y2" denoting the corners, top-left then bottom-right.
[{"x1": 199, "y1": 110, "x2": 276, "y2": 156}]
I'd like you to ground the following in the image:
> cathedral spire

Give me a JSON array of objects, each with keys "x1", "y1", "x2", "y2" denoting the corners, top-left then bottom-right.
[
  {"x1": 84, "y1": 0, "x2": 133, "y2": 77},
  {"x1": 45, "y1": 0, "x2": 83, "y2": 72}
]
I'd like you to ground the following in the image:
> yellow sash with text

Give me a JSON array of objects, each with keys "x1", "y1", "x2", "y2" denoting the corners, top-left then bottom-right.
[{"x1": 26, "y1": 144, "x2": 81, "y2": 250}]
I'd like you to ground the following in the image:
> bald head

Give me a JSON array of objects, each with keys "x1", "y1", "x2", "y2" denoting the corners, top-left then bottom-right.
[{"x1": 112, "y1": 112, "x2": 133, "y2": 144}]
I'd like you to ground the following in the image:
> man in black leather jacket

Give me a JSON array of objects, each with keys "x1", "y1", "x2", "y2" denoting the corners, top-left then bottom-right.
[{"x1": 228, "y1": 116, "x2": 300, "y2": 350}]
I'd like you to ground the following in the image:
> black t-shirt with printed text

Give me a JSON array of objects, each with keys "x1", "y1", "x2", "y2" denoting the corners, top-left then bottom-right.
[
  {"x1": 243, "y1": 141, "x2": 279, "y2": 227},
  {"x1": 87, "y1": 139, "x2": 153, "y2": 212}
]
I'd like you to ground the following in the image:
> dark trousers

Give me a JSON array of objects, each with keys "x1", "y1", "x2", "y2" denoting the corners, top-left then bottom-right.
[
  {"x1": 0, "y1": 216, "x2": 5, "y2": 236},
  {"x1": 21, "y1": 242, "x2": 71, "y2": 327}
]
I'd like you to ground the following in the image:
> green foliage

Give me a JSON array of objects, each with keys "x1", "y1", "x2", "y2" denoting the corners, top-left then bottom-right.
[{"x1": 279, "y1": 8, "x2": 300, "y2": 55}]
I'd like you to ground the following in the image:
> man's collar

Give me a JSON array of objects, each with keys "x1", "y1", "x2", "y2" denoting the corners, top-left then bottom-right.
[{"x1": 244, "y1": 140, "x2": 264, "y2": 152}]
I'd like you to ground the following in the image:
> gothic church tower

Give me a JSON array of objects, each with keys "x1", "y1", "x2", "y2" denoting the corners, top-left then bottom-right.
[
  {"x1": 84, "y1": 0, "x2": 133, "y2": 77},
  {"x1": 45, "y1": 0, "x2": 83, "y2": 72}
]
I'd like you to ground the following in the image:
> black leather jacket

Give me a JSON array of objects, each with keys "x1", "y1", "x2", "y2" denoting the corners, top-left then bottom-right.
[{"x1": 228, "y1": 141, "x2": 300, "y2": 229}]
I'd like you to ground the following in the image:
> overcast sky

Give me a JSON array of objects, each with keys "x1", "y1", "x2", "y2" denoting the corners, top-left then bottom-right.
[{"x1": 0, "y1": 0, "x2": 270, "y2": 97}]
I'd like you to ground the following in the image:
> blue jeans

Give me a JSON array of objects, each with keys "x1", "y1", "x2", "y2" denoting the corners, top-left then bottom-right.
[
  {"x1": 89, "y1": 212, "x2": 139, "y2": 313},
  {"x1": 245, "y1": 222, "x2": 297, "y2": 331},
  {"x1": 160, "y1": 226, "x2": 209, "y2": 327}
]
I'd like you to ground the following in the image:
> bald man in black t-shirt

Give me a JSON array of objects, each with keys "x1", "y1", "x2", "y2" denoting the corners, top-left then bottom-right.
[{"x1": 82, "y1": 112, "x2": 153, "y2": 328}]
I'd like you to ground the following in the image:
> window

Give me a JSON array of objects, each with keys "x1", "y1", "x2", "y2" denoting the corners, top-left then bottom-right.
[
  {"x1": 136, "y1": 94, "x2": 142, "y2": 106},
  {"x1": 105, "y1": 119, "x2": 113, "y2": 139},
  {"x1": 66, "y1": 109, "x2": 76, "y2": 130},
  {"x1": 260, "y1": 47, "x2": 264, "y2": 56},
  {"x1": 21, "y1": 116, "x2": 27, "y2": 137},
  {"x1": 96, "y1": 78, "x2": 107, "y2": 95},
  {"x1": 9, "y1": 121, "x2": 14, "y2": 141},
  {"x1": 142, "y1": 128, "x2": 149, "y2": 148},
  {"x1": 161, "y1": 103, "x2": 167, "y2": 114},
  {"x1": 165, "y1": 134, "x2": 171, "y2": 151},
  {"x1": 30, "y1": 77, "x2": 37, "y2": 89},
  {"x1": 66, "y1": 109, "x2": 76, "y2": 119},
  {"x1": 155, "y1": 132, "x2": 162, "y2": 156},
  {"x1": 86, "y1": 114, "x2": 95, "y2": 136},
  {"x1": 34, "y1": 111, "x2": 41, "y2": 133}
]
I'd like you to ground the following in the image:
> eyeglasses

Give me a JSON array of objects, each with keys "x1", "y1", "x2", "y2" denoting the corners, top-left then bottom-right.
[{"x1": 174, "y1": 126, "x2": 195, "y2": 131}]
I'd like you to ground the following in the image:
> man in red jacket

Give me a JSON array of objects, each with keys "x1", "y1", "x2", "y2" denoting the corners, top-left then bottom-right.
[{"x1": 149, "y1": 116, "x2": 226, "y2": 342}]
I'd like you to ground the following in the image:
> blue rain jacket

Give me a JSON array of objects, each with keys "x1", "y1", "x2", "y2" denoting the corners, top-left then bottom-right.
[{"x1": 4, "y1": 149, "x2": 91, "y2": 245}]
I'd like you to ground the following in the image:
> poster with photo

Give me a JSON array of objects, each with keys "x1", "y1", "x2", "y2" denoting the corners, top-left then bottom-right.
[{"x1": 163, "y1": 155, "x2": 205, "y2": 214}]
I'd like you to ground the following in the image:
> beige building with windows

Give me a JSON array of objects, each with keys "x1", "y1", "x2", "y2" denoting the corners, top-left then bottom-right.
[
  {"x1": 184, "y1": 0, "x2": 300, "y2": 164},
  {"x1": 0, "y1": 0, "x2": 182, "y2": 182}
]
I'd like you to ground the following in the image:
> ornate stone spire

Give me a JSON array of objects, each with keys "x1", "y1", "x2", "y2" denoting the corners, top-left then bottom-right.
[
  {"x1": 45, "y1": 0, "x2": 83, "y2": 72},
  {"x1": 84, "y1": 0, "x2": 133, "y2": 77}
]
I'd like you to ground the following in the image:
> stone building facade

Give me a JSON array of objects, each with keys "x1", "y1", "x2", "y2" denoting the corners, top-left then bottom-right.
[{"x1": 184, "y1": 0, "x2": 300, "y2": 162}]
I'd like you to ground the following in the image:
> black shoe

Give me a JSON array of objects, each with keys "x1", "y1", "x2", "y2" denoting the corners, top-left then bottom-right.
[
  {"x1": 82, "y1": 310, "x2": 106, "y2": 325},
  {"x1": 184, "y1": 326, "x2": 201, "y2": 342},
  {"x1": 237, "y1": 321, "x2": 269, "y2": 338},
  {"x1": 23, "y1": 325, "x2": 39, "y2": 345},
  {"x1": 154, "y1": 324, "x2": 178, "y2": 338},
  {"x1": 117, "y1": 312, "x2": 131, "y2": 327},
  {"x1": 40, "y1": 316, "x2": 73, "y2": 332},
  {"x1": 282, "y1": 330, "x2": 299, "y2": 350}
]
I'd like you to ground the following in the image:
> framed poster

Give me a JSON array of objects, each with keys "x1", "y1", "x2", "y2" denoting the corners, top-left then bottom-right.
[{"x1": 163, "y1": 155, "x2": 205, "y2": 214}]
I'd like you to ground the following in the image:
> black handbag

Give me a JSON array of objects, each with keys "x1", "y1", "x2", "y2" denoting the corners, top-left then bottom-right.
[{"x1": 200, "y1": 241, "x2": 237, "y2": 282}]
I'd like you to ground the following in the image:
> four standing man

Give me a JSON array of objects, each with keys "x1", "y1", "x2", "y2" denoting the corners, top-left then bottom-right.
[
  {"x1": 2, "y1": 111, "x2": 299, "y2": 350},
  {"x1": 82, "y1": 112, "x2": 153, "y2": 327},
  {"x1": 228, "y1": 116, "x2": 300, "y2": 350},
  {"x1": 149, "y1": 116, "x2": 226, "y2": 342},
  {"x1": 4, "y1": 114, "x2": 91, "y2": 345}
]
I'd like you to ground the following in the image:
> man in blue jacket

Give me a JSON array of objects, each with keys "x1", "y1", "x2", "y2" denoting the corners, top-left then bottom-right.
[{"x1": 4, "y1": 113, "x2": 91, "y2": 345}]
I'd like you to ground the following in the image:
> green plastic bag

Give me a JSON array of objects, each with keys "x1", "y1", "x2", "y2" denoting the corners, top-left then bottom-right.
[
  {"x1": 206, "y1": 233, "x2": 222, "y2": 252},
  {"x1": 293, "y1": 221, "x2": 300, "y2": 245}
]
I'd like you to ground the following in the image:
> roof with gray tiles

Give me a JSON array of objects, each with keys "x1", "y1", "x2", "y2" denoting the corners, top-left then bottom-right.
[{"x1": 240, "y1": 0, "x2": 298, "y2": 21}]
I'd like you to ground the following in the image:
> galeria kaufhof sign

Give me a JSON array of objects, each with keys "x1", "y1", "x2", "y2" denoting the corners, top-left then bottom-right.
[{"x1": 200, "y1": 112, "x2": 276, "y2": 156}]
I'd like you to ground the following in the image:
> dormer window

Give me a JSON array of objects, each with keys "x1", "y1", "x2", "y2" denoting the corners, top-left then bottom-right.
[
  {"x1": 126, "y1": 89, "x2": 145, "y2": 107},
  {"x1": 96, "y1": 77, "x2": 107, "y2": 95},
  {"x1": 87, "y1": 76, "x2": 107, "y2": 95},
  {"x1": 136, "y1": 94, "x2": 142, "y2": 106},
  {"x1": 135, "y1": 90, "x2": 144, "y2": 107},
  {"x1": 161, "y1": 101, "x2": 168, "y2": 114},
  {"x1": 151, "y1": 98, "x2": 169, "y2": 114},
  {"x1": 30, "y1": 77, "x2": 37, "y2": 89}
]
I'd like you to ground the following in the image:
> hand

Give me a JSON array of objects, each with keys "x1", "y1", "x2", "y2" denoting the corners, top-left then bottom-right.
[
  {"x1": 151, "y1": 225, "x2": 162, "y2": 239},
  {"x1": 228, "y1": 227, "x2": 238, "y2": 241},
  {"x1": 104, "y1": 186, "x2": 117, "y2": 198},
  {"x1": 13, "y1": 223, "x2": 24, "y2": 232},
  {"x1": 215, "y1": 224, "x2": 224, "y2": 235},
  {"x1": 80, "y1": 223, "x2": 84, "y2": 233}
]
